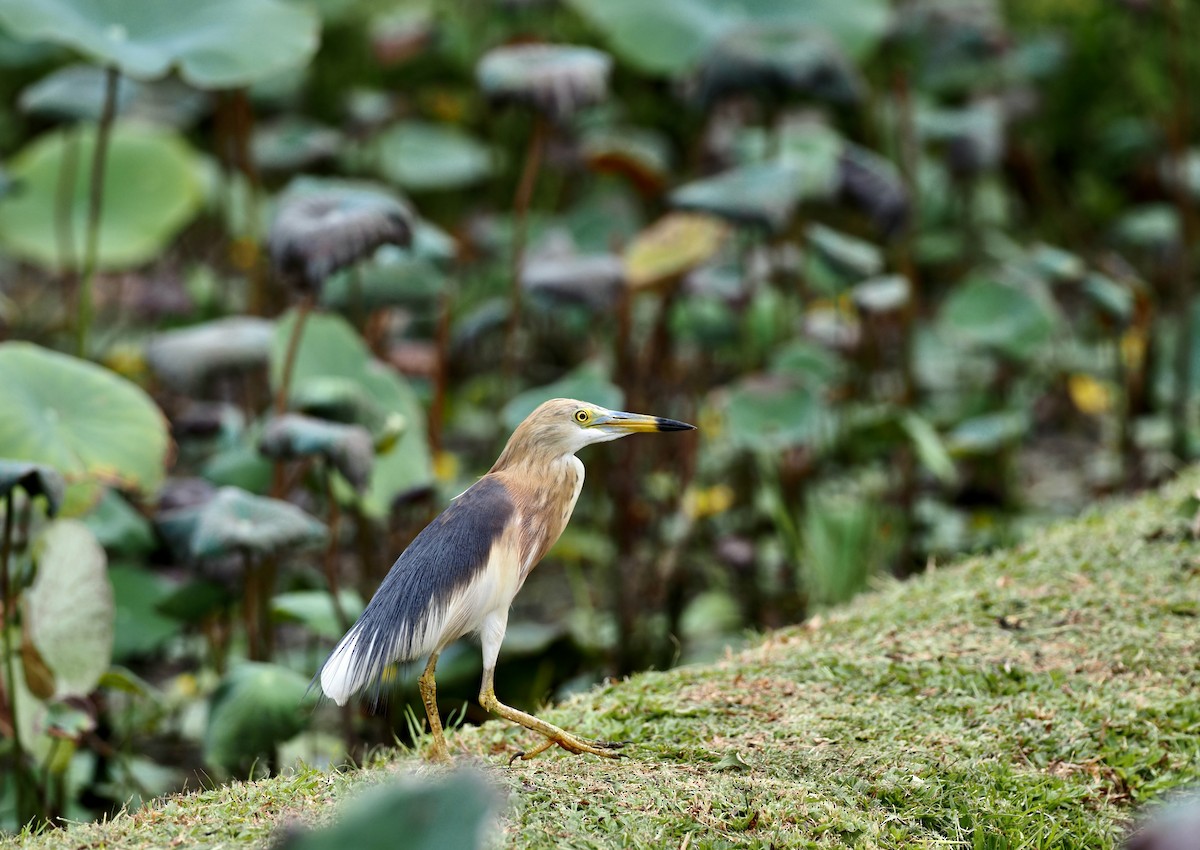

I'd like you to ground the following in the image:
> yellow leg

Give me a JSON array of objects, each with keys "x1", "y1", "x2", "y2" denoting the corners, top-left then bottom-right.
[
  {"x1": 418, "y1": 651, "x2": 450, "y2": 763},
  {"x1": 477, "y1": 667, "x2": 625, "y2": 763}
]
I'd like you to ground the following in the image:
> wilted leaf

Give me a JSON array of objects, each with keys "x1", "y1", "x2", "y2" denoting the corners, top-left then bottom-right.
[
  {"x1": 714, "y1": 750, "x2": 752, "y2": 772},
  {"x1": 0, "y1": 342, "x2": 170, "y2": 515},
  {"x1": 1068, "y1": 374, "x2": 1114, "y2": 416},
  {"x1": 476, "y1": 44, "x2": 611, "y2": 118},
  {"x1": 522, "y1": 249, "x2": 623, "y2": 308},
  {"x1": 580, "y1": 126, "x2": 672, "y2": 195},
  {"x1": 671, "y1": 163, "x2": 802, "y2": 232},
  {"x1": 0, "y1": 122, "x2": 205, "y2": 270},
  {"x1": 204, "y1": 662, "x2": 312, "y2": 772},
  {"x1": 146, "y1": 317, "x2": 275, "y2": 393},
  {"x1": 259, "y1": 414, "x2": 375, "y2": 491},
  {"x1": 698, "y1": 24, "x2": 863, "y2": 105},
  {"x1": 0, "y1": 0, "x2": 318, "y2": 88},
  {"x1": 25, "y1": 520, "x2": 113, "y2": 698},
  {"x1": 270, "y1": 181, "x2": 414, "y2": 291},
  {"x1": 0, "y1": 459, "x2": 65, "y2": 518},
  {"x1": 624, "y1": 213, "x2": 729, "y2": 291},
  {"x1": 838, "y1": 143, "x2": 909, "y2": 239},
  {"x1": 375, "y1": 121, "x2": 492, "y2": 192},
  {"x1": 503, "y1": 363, "x2": 624, "y2": 431}
]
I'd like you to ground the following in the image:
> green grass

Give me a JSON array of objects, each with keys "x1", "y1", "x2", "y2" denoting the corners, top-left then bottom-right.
[{"x1": 7, "y1": 471, "x2": 1200, "y2": 849}]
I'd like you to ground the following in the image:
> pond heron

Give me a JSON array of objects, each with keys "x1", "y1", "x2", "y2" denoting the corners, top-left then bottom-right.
[{"x1": 318, "y1": 398, "x2": 695, "y2": 762}]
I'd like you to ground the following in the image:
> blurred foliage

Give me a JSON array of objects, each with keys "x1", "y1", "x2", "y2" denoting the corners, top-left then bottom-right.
[{"x1": 1, "y1": 0, "x2": 1199, "y2": 835}]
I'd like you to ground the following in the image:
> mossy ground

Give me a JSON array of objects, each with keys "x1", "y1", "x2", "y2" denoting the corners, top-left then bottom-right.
[{"x1": 6, "y1": 472, "x2": 1200, "y2": 849}]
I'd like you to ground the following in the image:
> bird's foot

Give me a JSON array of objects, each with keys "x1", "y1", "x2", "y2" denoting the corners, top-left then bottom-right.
[{"x1": 508, "y1": 732, "x2": 627, "y2": 764}]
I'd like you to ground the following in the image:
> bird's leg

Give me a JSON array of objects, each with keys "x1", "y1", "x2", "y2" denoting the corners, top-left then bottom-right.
[
  {"x1": 418, "y1": 651, "x2": 450, "y2": 763},
  {"x1": 478, "y1": 666, "x2": 625, "y2": 762}
]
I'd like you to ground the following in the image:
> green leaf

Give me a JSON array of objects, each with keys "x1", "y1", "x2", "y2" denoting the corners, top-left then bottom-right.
[
  {"x1": 283, "y1": 772, "x2": 497, "y2": 850},
  {"x1": 272, "y1": 311, "x2": 433, "y2": 517},
  {"x1": 374, "y1": 121, "x2": 492, "y2": 192},
  {"x1": 502, "y1": 362, "x2": 624, "y2": 431},
  {"x1": 722, "y1": 377, "x2": 832, "y2": 450},
  {"x1": 0, "y1": 342, "x2": 170, "y2": 515},
  {"x1": 947, "y1": 412, "x2": 1028, "y2": 456},
  {"x1": 939, "y1": 276, "x2": 1057, "y2": 361},
  {"x1": 0, "y1": 0, "x2": 319, "y2": 88},
  {"x1": 0, "y1": 122, "x2": 205, "y2": 270},
  {"x1": 900, "y1": 413, "x2": 957, "y2": 485},
  {"x1": 714, "y1": 750, "x2": 752, "y2": 772},
  {"x1": 671, "y1": 163, "x2": 802, "y2": 232},
  {"x1": 204, "y1": 662, "x2": 312, "y2": 773},
  {"x1": 806, "y1": 224, "x2": 884, "y2": 280},
  {"x1": 108, "y1": 564, "x2": 181, "y2": 660},
  {"x1": 271, "y1": 590, "x2": 364, "y2": 640},
  {"x1": 82, "y1": 488, "x2": 155, "y2": 555},
  {"x1": 565, "y1": 0, "x2": 888, "y2": 76},
  {"x1": 320, "y1": 248, "x2": 447, "y2": 311},
  {"x1": 25, "y1": 520, "x2": 113, "y2": 698},
  {"x1": 0, "y1": 459, "x2": 65, "y2": 517}
]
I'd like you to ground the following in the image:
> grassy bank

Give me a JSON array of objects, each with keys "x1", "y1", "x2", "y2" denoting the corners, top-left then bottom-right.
[{"x1": 6, "y1": 471, "x2": 1200, "y2": 849}]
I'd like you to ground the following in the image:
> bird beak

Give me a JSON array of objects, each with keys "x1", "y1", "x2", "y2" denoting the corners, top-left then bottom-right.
[{"x1": 594, "y1": 410, "x2": 696, "y2": 433}]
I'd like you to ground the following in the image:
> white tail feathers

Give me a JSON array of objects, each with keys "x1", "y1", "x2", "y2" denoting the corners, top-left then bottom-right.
[{"x1": 319, "y1": 627, "x2": 368, "y2": 706}]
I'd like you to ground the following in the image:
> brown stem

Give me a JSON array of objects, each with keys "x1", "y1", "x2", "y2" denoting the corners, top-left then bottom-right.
[
  {"x1": 502, "y1": 115, "x2": 548, "y2": 386},
  {"x1": 229, "y1": 89, "x2": 266, "y2": 316},
  {"x1": 276, "y1": 297, "x2": 313, "y2": 415},
  {"x1": 322, "y1": 467, "x2": 349, "y2": 633},
  {"x1": 1165, "y1": 0, "x2": 1197, "y2": 460},
  {"x1": 242, "y1": 550, "x2": 260, "y2": 662},
  {"x1": 76, "y1": 66, "x2": 120, "y2": 358}
]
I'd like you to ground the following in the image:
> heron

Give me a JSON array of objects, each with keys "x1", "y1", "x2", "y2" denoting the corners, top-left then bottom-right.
[{"x1": 317, "y1": 398, "x2": 695, "y2": 762}]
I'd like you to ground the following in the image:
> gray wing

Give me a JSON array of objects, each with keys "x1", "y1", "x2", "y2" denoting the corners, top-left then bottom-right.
[{"x1": 317, "y1": 476, "x2": 514, "y2": 706}]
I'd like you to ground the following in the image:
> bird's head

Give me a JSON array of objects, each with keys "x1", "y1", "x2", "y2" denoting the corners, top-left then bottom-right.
[{"x1": 495, "y1": 398, "x2": 695, "y2": 467}]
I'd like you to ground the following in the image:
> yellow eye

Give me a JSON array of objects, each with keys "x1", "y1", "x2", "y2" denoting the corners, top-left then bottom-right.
[{"x1": 574, "y1": 409, "x2": 590, "y2": 424}]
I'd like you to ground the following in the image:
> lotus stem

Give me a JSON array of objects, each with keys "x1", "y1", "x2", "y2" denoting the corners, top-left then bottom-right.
[
  {"x1": 429, "y1": 285, "x2": 453, "y2": 457},
  {"x1": 229, "y1": 89, "x2": 267, "y2": 316},
  {"x1": 55, "y1": 129, "x2": 80, "y2": 284},
  {"x1": 502, "y1": 114, "x2": 548, "y2": 385},
  {"x1": 76, "y1": 65, "x2": 120, "y2": 358},
  {"x1": 1166, "y1": 0, "x2": 1196, "y2": 460},
  {"x1": 276, "y1": 296, "x2": 313, "y2": 415},
  {"x1": 322, "y1": 467, "x2": 349, "y2": 633}
]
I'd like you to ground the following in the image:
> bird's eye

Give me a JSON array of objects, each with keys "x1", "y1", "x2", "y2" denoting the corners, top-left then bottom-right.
[{"x1": 574, "y1": 409, "x2": 590, "y2": 424}]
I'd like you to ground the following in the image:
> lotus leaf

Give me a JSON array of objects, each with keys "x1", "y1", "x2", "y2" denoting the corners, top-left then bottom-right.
[
  {"x1": 19, "y1": 63, "x2": 208, "y2": 127},
  {"x1": 253, "y1": 117, "x2": 344, "y2": 172},
  {"x1": 272, "y1": 312, "x2": 433, "y2": 516},
  {"x1": 145, "y1": 317, "x2": 275, "y2": 393},
  {"x1": 522, "y1": 250, "x2": 623, "y2": 308},
  {"x1": 940, "y1": 275, "x2": 1057, "y2": 361},
  {"x1": 947, "y1": 411, "x2": 1029, "y2": 456},
  {"x1": 722, "y1": 377, "x2": 833, "y2": 450},
  {"x1": 82, "y1": 488, "x2": 154, "y2": 555},
  {"x1": 476, "y1": 44, "x2": 611, "y2": 118},
  {"x1": 580, "y1": 126, "x2": 672, "y2": 195},
  {"x1": 698, "y1": 25, "x2": 863, "y2": 105},
  {"x1": 806, "y1": 224, "x2": 884, "y2": 280},
  {"x1": 375, "y1": 120, "x2": 492, "y2": 192},
  {"x1": 0, "y1": 0, "x2": 319, "y2": 88},
  {"x1": 170, "y1": 486, "x2": 327, "y2": 560},
  {"x1": 259, "y1": 414, "x2": 374, "y2": 492},
  {"x1": 320, "y1": 247, "x2": 446, "y2": 312},
  {"x1": 0, "y1": 342, "x2": 169, "y2": 515},
  {"x1": 670, "y1": 163, "x2": 801, "y2": 233},
  {"x1": 0, "y1": 459, "x2": 65, "y2": 517},
  {"x1": 24, "y1": 520, "x2": 113, "y2": 698},
  {"x1": 624, "y1": 213, "x2": 729, "y2": 291},
  {"x1": 204, "y1": 661, "x2": 312, "y2": 773},
  {"x1": 108, "y1": 563, "x2": 182, "y2": 660},
  {"x1": 271, "y1": 589, "x2": 364, "y2": 640},
  {"x1": 503, "y1": 363, "x2": 624, "y2": 431},
  {"x1": 0, "y1": 122, "x2": 205, "y2": 270}
]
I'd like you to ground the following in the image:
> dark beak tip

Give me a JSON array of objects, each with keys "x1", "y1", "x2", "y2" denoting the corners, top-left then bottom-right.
[{"x1": 655, "y1": 418, "x2": 697, "y2": 432}]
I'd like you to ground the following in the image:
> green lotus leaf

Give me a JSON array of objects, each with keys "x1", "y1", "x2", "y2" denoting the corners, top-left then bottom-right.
[
  {"x1": 670, "y1": 163, "x2": 801, "y2": 233},
  {"x1": 82, "y1": 488, "x2": 155, "y2": 555},
  {"x1": 721, "y1": 376, "x2": 834, "y2": 450},
  {"x1": 565, "y1": 0, "x2": 888, "y2": 76},
  {"x1": 374, "y1": 120, "x2": 492, "y2": 192},
  {"x1": 939, "y1": 275, "x2": 1058, "y2": 361},
  {"x1": 108, "y1": 563, "x2": 182, "y2": 660},
  {"x1": 284, "y1": 772, "x2": 498, "y2": 850},
  {"x1": 271, "y1": 589, "x2": 364, "y2": 640},
  {"x1": 320, "y1": 247, "x2": 447, "y2": 312},
  {"x1": 253, "y1": 116, "x2": 344, "y2": 173},
  {"x1": 0, "y1": 342, "x2": 170, "y2": 515},
  {"x1": 947, "y1": 411, "x2": 1029, "y2": 456},
  {"x1": 0, "y1": 459, "x2": 65, "y2": 517},
  {"x1": 0, "y1": 0, "x2": 319, "y2": 88},
  {"x1": 272, "y1": 312, "x2": 433, "y2": 517},
  {"x1": 19, "y1": 63, "x2": 209, "y2": 127},
  {"x1": 0, "y1": 122, "x2": 204, "y2": 271},
  {"x1": 806, "y1": 224, "x2": 884, "y2": 281},
  {"x1": 24, "y1": 520, "x2": 113, "y2": 698},
  {"x1": 204, "y1": 661, "x2": 312, "y2": 774},
  {"x1": 502, "y1": 362, "x2": 624, "y2": 432}
]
